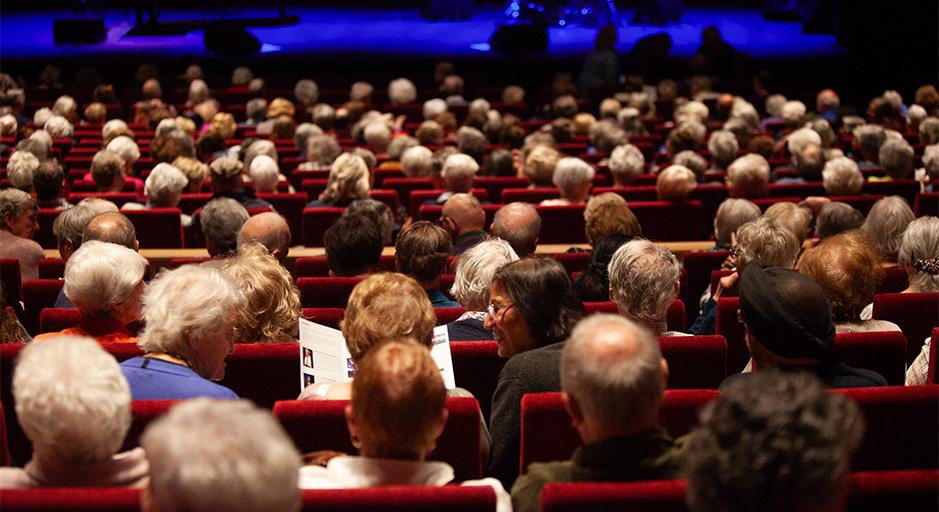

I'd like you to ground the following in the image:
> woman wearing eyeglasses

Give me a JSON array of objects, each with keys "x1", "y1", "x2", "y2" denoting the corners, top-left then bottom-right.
[{"x1": 483, "y1": 257, "x2": 584, "y2": 489}]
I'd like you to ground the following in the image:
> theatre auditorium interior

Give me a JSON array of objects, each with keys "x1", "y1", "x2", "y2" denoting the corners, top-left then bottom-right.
[{"x1": 0, "y1": 0, "x2": 937, "y2": 510}]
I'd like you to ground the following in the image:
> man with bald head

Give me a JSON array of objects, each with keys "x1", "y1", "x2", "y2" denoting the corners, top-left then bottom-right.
[
  {"x1": 511, "y1": 314, "x2": 682, "y2": 512},
  {"x1": 440, "y1": 193, "x2": 487, "y2": 256},
  {"x1": 490, "y1": 202, "x2": 541, "y2": 257},
  {"x1": 82, "y1": 212, "x2": 139, "y2": 251},
  {"x1": 237, "y1": 212, "x2": 291, "y2": 266}
]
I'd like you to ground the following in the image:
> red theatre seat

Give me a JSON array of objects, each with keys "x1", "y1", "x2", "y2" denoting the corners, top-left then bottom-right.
[
  {"x1": 583, "y1": 300, "x2": 686, "y2": 334},
  {"x1": 37, "y1": 258, "x2": 65, "y2": 279},
  {"x1": 862, "y1": 179, "x2": 919, "y2": 204},
  {"x1": 295, "y1": 254, "x2": 396, "y2": 277},
  {"x1": 381, "y1": 177, "x2": 435, "y2": 204},
  {"x1": 928, "y1": 328, "x2": 938, "y2": 385},
  {"x1": 913, "y1": 192, "x2": 938, "y2": 217},
  {"x1": 67, "y1": 192, "x2": 137, "y2": 208},
  {"x1": 0, "y1": 488, "x2": 141, "y2": 511},
  {"x1": 218, "y1": 342, "x2": 300, "y2": 409},
  {"x1": 681, "y1": 250, "x2": 729, "y2": 321},
  {"x1": 39, "y1": 308, "x2": 81, "y2": 333},
  {"x1": 592, "y1": 185, "x2": 659, "y2": 202},
  {"x1": 629, "y1": 201, "x2": 706, "y2": 241},
  {"x1": 419, "y1": 204, "x2": 502, "y2": 230},
  {"x1": 552, "y1": 251, "x2": 590, "y2": 273},
  {"x1": 848, "y1": 469, "x2": 939, "y2": 511},
  {"x1": 0, "y1": 401, "x2": 9, "y2": 467},
  {"x1": 472, "y1": 176, "x2": 528, "y2": 202},
  {"x1": 37, "y1": 209, "x2": 61, "y2": 248},
  {"x1": 274, "y1": 397, "x2": 483, "y2": 480},
  {"x1": 450, "y1": 341, "x2": 506, "y2": 423},
  {"x1": 872, "y1": 293, "x2": 939, "y2": 363},
  {"x1": 301, "y1": 307, "x2": 345, "y2": 329},
  {"x1": 297, "y1": 276, "x2": 365, "y2": 308},
  {"x1": 121, "y1": 208, "x2": 183, "y2": 248},
  {"x1": 0, "y1": 259, "x2": 21, "y2": 302},
  {"x1": 258, "y1": 192, "x2": 308, "y2": 245},
  {"x1": 300, "y1": 486, "x2": 496, "y2": 512},
  {"x1": 541, "y1": 480, "x2": 688, "y2": 512},
  {"x1": 301, "y1": 207, "x2": 344, "y2": 247},
  {"x1": 500, "y1": 187, "x2": 559, "y2": 204},
  {"x1": 21, "y1": 279, "x2": 64, "y2": 336},
  {"x1": 535, "y1": 205, "x2": 587, "y2": 244},
  {"x1": 120, "y1": 400, "x2": 178, "y2": 452},
  {"x1": 408, "y1": 188, "x2": 489, "y2": 218}
]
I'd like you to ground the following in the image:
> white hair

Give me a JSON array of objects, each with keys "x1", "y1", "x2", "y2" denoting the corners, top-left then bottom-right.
[
  {"x1": 672, "y1": 150, "x2": 708, "y2": 178},
  {"x1": 468, "y1": 97, "x2": 491, "y2": 117},
  {"x1": 822, "y1": 156, "x2": 864, "y2": 195},
  {"x1": 919, "y1": 118, "x2": 939, "y2": 145},
  {"x1": 786, "y1": 128, "x2": 822, "y2": 157},
  {"x1": 102, "y1": 119, "x2": 128, "y2": 140},
  {"x1": 862, "y1": 196, "x2": 915, "y2": 258},
  {"x1": 552, "y1": 157, "x2": 595, "y2": 198},
  {"x1": 561, "y1": 314, "x2": 663, "y2": 427},
  {"x1": 249, "y1": 154, "x2": 280, "y2": 193},
  {"x1": 734, "y1": 218, "x2": 800, "y2": 269},
  {"x1": 14, "y1": 335, "x2": 131, "y2": 463},
  {"x1": 155, "y1": 118, "x2": 179, "y2": 138},
  {"x1": 0, "y1": 114, "x2": 17, "y2": 136},
  {"x1": 310, "y1": 104, "x2": 336, "y2": 129},
  {"x1": 33, "y1": 107, "x2": 53, "y2": 127},
  {"x1": 451, "y1": 238, "x2": 519, "y2": 310},
  {"x1": 879, "y1": 139, "x2": 914, "y2": 178},
  {"x1": 882, "y1": 90, "x2": 903, "y2": 112},
  {"x1": 43, "y1": 115, "x2": 73, "y2": 138},
  {"x1": 29, "y1": 129, "x2": 53, "y2": 152},
  {"x1": 726, "y1": 154, "x2": 770, "y2": 198},
  {"x1": 765, "y1": 94, "x2": 787, "y2": 117},
  {"x1": 106, "y1": 135, "x2": 140, "y2": 164},
  {"x1": 907, "y1": 105, "x2": 927, "y2": 127},
  {"x1": 294, "y1": 79, "x2": 319, "y2": 104},
  {"x1": 388, "y1": 78, "x2": 417, "y2": 104},
  {"x1": 657, "y1": 164, "x2": 697, "y2": 201},
  {"x1": 294, "y1": 122, "x2": 323, "y2": 151},
  {"x1": 349, "y1": 81, "x2": 374, "y2": 101},
  {"x1": 401, "y1": 145, "x2": 434, "y2": 178},
  {"x1": 923, "y1": 144, "x2": 939, "y2": 177},
  {"x1": 7, "y1": 151, "x2": 40, "y2": 190},
  {"x1": 898, "y1": 216, "x2": 939, "y2": 292},
  {"x1": 781, "y1": 100, "x2": 807, "y2": 125},
  {"x1": 608, "y1": 239, "x2": 680, "y2": 326},
  {"x1": 188, "y1": 79, "x2": 210, "y2": 104},
  {"x1": 441, "y1": 153, "x2": 479, "y2": 180},
  {"x1": 244, "y1": 139, "x2": 277, "y2": 175},
  {"x1": 854, "y1": 124, "x2": 887, "y2": 155},
  {"x1": 707, "y1": 130, "x2": 739, "y2": 168},
  {"x1": 64, "y1": 241, "x2": 147, "y2": 316},
  {"x1": 676, "y1": 101, "x2": 709, "y2": 124},
  {"x1": 714, "y1": 198, "x2": 761, "y2": 245},
  {"x1": 608, "y1": 143, "x2": 645, "y2": 184},
  {"x1": 52, "y1": 95, "x2": 77, "y2": 116},
  {"x1": 363, "y1": 122, "x2": 392, "y2": 153},
  {"x1": 201, "y1": 198, "x2": 249, "y2": 255},
  {"x1": 232, "y1": 66, "x2": 253, "y2": 86},
  {"x1": 145, "y1": 162, "x2": 188, "y2": 206},
  {"x1": 422, "y1": 98, "x2": 448, "y2": 120},
  {"x1": 141, "y1": 399, "x2": 301, "y2": 512}
]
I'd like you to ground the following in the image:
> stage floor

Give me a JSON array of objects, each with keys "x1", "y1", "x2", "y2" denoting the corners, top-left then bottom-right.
[{"x1": 1, "y1": 6, "x2": 845, "y2": 60}]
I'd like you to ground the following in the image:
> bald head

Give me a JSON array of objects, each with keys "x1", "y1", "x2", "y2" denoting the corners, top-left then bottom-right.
[
  {"x1": 82, "y1": 212, "x2": 138, "y2": 251},
  {"x1": 490, "y1": 202, "x2": 541, "y2": 257},
  {"x1": 237, "y1": 212, "x2": 291, "y2": 265},
  {"x1": 441, "y1": 193, "x2": 485, "y2": 236}
]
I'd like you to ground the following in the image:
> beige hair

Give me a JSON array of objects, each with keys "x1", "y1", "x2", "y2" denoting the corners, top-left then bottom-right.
[{"x1": 221, "y1": 244, "x2": 300, "y2": 343}]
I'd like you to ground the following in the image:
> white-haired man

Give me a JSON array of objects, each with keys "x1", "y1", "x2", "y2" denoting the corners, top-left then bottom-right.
[
  {"x1": 401, "y1": 145, "x2": 435, "y2": 178},
  {"x1": 822, "y1": 156, "x2": 864, "y2": 196},
  {"x1": 441, "y1": 193, "x2": 488, "y2": 256},
  {"x1": 201, "y1": 197, "x2": 250, "y2": 257},
  {"x1": 726, "y1": 153, "x2": 770, "y2": 198},
  {"x1": 140, "y1": 399, "x2": 301, "y2": 512},
  {"x1": 511, "y1": 314, "x2": 680, "y2": 512},
  {"x1": 237, "y1": 211, "x2": 291, "y2": 265},
  {"x1": 0, "y1": 336, "x2": 148, "y2": 488},
  {"x1": 490, "y1": 202, "x2": 541, "y2": 258},
  {"x1": 608, "y1": 239, "x2": 686, "y2": 337},
  {"x1": 436, "y1": 153, "x2": 480, "y2": 204},
  {"x1": 607, "y1": 143, "x2": 646, "y2": 186}
]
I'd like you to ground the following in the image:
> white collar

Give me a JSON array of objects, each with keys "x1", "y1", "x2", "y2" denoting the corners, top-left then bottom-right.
[{"x1": 304, "y1": 456, "x2": 454, "y2": 488}]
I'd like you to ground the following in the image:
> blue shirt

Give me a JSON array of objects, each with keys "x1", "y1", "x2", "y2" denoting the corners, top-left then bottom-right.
[
  {"x1": 120, "y1": 356, "x2": 238, "y2": 400},
  {"x1": 427, "y1": 289, "x2": 460, "y2": 308}
]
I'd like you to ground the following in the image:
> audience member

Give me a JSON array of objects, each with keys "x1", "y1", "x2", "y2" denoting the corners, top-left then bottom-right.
[
  {"x1": 583, "y1": 193, "x2": 642, "y2": 246},
  {"x1": 323, "y1": 214, "x2": 383, "y2": 276},
  {"x1": 708, "y1": 198, "x2": 760, "y2": 251},
  {"x1": 763, "y1": 202, "x2": 813, "y2": 243},
  {"x1": 200, "y1": 198, "x2": 249, "y2": 257},
  {"x1": 32, "y1": 160, "x2": 69, "y2": 210},
  {"x1": 449, "y1": 238, "x2": 519, "y2": 340},
  {"x1": 6, "y1": 151, "x2": 39, "y2": 192},
  {"x1": 861, "y1": 195, "x2": 914, "y2": 263},
  {"x1": 0, "y1": 188, "x2": 42, "y2": 282},
  {"x1": 726, "y1": 153, "x2": 770, "y2": 198},
  {"x1": 395, "y1": 221, "x2": 459, "y2": 307},
  {"x1": 821, "y1": 156, "x2": 864, "y2": 195},
  {"x1": 237, "y1": 211, "x2": 292, "y2": 265},
  {"x1": 656, "y1": 164, "x2": 697, "y2": 202},
  {"x1": 490, "y1": 202, "x2": 541, "y2": 258},
  {"x1": 400, "y1": 145, "x2": 435, "y2": 178},
  {"x1": 874, "y1": 138, "x2": 915, "y2": 180},
  {"x1": 438, "y1": 153, "x2": 480, "y2": 203},
  {"x1": 209, "y1": 156, "x2": 272, "y2": 209},
  {"x1": 441, "y1": 193, "x2": 488, "y2": 256},
  {"x1": 609, "y1": 239, "x2": 685, "y2": 336},
  {"x1": 572, "y1": 234, "x2": 632, "y2": 302},
  {"x1": 220, "y1": 243, "x2": 300, "y2": 343},
  {"x1": 124, "y1": 162, "x2": 192, "y2": 227},
  {"x1": 815, "y1": 202, "x2": 864, "y2": 239},
  {"x1": 344, "y1": 198, "x2": 394, "y2": 245},
  {"x1": 308, "y1": 153, "x2": 371, "y2": 207},
  {"x1": 523, "y1": 145, "x2": 560, "y2": 188},
  {"x1": 607, "y1": 143, "x2": 646, "y2": 186}
]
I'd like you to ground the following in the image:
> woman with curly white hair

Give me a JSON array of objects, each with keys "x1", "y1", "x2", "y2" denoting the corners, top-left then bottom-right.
[
  {"x1": 541, "y1": 157, "x2": 595, "y2": 206},
  {"x1": 306, "y1": 152, "x2": 371, "y2": 208},
  {"x1": 0, "y1": 336, "x2": 148, "y2": 488},
  {"x1": 448, "y1": 238, "x2": 519, "y2": 340},
  {"x1": 123, "y1": 162, "x2": 193, "y2": 227},
  {"x1": 220, "y1": 243, "x2": 300, "y2": 344}
]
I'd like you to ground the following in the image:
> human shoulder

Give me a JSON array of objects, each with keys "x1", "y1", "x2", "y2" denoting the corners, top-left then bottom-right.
[{"x1": 511, "y1": 461, "x2": 575, "y2": 512}]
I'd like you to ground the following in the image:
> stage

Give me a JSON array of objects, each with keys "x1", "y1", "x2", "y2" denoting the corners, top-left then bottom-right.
[{"x1": 1, "y1": 5, "x2": 844, "y2": 59}]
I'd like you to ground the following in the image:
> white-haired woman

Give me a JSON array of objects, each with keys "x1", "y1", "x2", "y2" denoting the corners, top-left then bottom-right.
[
  {"x1": 120, "y1": 264, "x2": 245, "y2": 400},
  {"x1": 861, "y1": 196, "x2": 915, "y2": 264},
  {"x1": 123, "y1": 163, "x2": 193, "y2": 228},
  {"x1": 388, "y1": 78, "x2": 417, "y2": 105},
  {"x1": 448, "y1": 239, "x2": 519, "y2": 340},
  {"x1": 401, "y1": 145, "x2": 435, "y2": 178},
  {"x1": 6, "y1": 151, "x2": 40, "y2": 192},
  {"x1": 249, "y1": 154, "x2": 292, "y2": 194},
  {"x1": 541, "y1": 157, "x2": 595, "y2": 206},
  {"x1": 0, "y1": 188, "x2": 43, "y2": 281},
  {"x1": 822, "y1": 156, "x2": 864, "y2": 196},
  {"x1": 0, "y1": 336, "x2": 148, "y2": 488},
  {"x1": 438, "y1": 153, "x2": 479, "y2": 203},
  {"x1": 608, "y1": 143, "x2": 646, "y2": 186},
  {"x1": 894, "y1": 216, "x2": 939, "y2": 384},
  {"x1": 306, "y1": 153, "x2": 371, "y2": 208},
  {"x1": 35, "y1": 241, "x2": 147, "y2": 344}
]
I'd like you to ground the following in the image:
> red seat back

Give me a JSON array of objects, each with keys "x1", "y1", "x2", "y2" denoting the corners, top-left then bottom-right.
[
  {"x1": 848, "y1": 469, "x2": 939, "y2": 511},
  {"x1": 713, "y1": 297, "x2": 749, "y2": 373},
  {"x1": 835, "y1": 331, "x2": 907, "y2": 386},
  {"x1": 258, "y1": 192, "x2": 308, "y2": 245},
  {"x1": 861, "y1": 179, "x2": 919, "y2": 204},
  {"x1": 660, "y1": 335, "x2": 727, "y2": 389},
  {"x1": 419, "y1": 204, "x2": 502, "y2": 229},
  {"x1": 218, "y1": 342, "x2": 300, "y2": 409},
  {"x1": 913, "y1": 192, "x2": 938, "y2": 217},
  {"x1": 872, "y1": 292, "x2": 939, "y2": 363},
  {"x1": 629, "y1": 201, "x2": 706, "y2": 241},
  {"x1": 120, "y1": 400, "x2": 178, "y2": 452},
  {"x1": 407, "y1": 188, "x2": 489, "y2": 218},
  {"x1": 67, "y1": 192, "x2": 137, "y2": 208},
  {"x1": 879, "y1": 266, "x2": 909, "y2": 294},
  {"x1": 536, "y1": 205, "x2": 587, "y2": 243},
  {"x1": 582, "y1": 300, "x2": 685, "y2": 333},
  {"x1": 21, "y1": 279, "x2": 64, "y2": 335},
  {"x1": 274, "y1": 397, "x2": 483, "y2": 480},
  {"x1": 121, "y1": 208, "x2": 183, "y2": 248},
  {"x1": 928, "y1": 328, "x2": 938, "y2": 385},
  {"x1": 552, "y1": 251, "x2": 590, "y2": 273},
  {"x1": 297, "y1": 276, "x2": 365, "y2": 308},
  {"x1": 473, "y1": 176, "x2": 528, "y2": 203},
  {"x1": 541, "y1": 480, "x2": 688, "y2": 512},
  {"x1": 39, "y1": 308, "x2": 81, "y2": 333},
  {"x1": 36, "y1": 209, "x2": 61, "y2": 249},
  {"x1": 0, "y1": 488, "x2": 140, "y2": 511},
  {"x1": 592, "y1": 185, "x2": 659, "y2": 202},
  {"x1": 381, "y1": 177, "x2": 435, "y2": 204},
  {"x1": 300, "y1": 486, "x2": 496, "y2": 511},
  {"x1": 0, "y1": 258, "x2": 21, "y2": 303},
  {"x1": 450, "y1": 341, "x2": 505, "y2": 422},
  {"x1": 0, "y1": 401, "x2": 9, "y2": 467},
  {"x1": 681, "y1": 250, "x2": 729, "y2": 321},
  {"x1": 37, "y1": 258, "x2": 65, "y2": 279},
  {"x1": 295, "y1": 254, "x2": 396, "y2": 277},
  {"x1": 500, "y1": 187, "x2": 559, "y2": 204},
  {"x1": 301, "y1": 207, "x2": 344, "y2": 247},
  {"x1": 301, "y1": 307, "x2": 345, "y2": 329}
]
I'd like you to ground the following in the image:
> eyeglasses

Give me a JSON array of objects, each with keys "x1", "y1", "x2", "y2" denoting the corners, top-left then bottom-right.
[{"x1": 487, "y1": 302, "x2": 515, "y2": 318}]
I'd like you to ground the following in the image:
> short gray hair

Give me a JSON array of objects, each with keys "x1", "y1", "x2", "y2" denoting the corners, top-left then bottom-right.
[
  {"x1": 822, "y1": 156, "x2": 863, "y2": 195},
  {"x1": 0, "y1": 187, "x2": 36, "y2": 221},
  {"x1": 246, "y1": 98, "x2": 268, "y2": 122},
  {"x1": 294, "y1": 78, "x2": 319, "y2": 104},
  {"x1": 141, "y1": 399, "x2": 301, "y2": 512},
  {"x1": 102, "y1": 119, "x2": 128, "y2": 141},
  {"x1": 90, "y1": 150, "x2": 125, "y2": 189},
  {"x1": 898, "y1": 216, "x2": 939, "y2": 292},
  {"x1": 608, "y1": 239, "x2": 680, "y2": 326},
  {"x1": 106, "y1": 135, "x2": 140, "y2": 164},
  {"x1": 786, "y1": 128, "x2": 822, "y2": 157},
  {"x1": 293, "y1": 122, "x2": 323, "y2": 151},
  {"x1": 442, "y1": 153, "x2": 480, "y2": 180},
  {"x1": 878, "y1": 138, "x2": 914, "y2": 178},
  {"x1": 52, "y1": 94, "x2": 77, "y2": 116},
  {"x1": 14, "y1": 335, "x2": 131, "y2": 463},
  {"x1": 707, "y1": 130, "x2": 739, "y2": 168},
  {"x1": 919, "y1": 118, "x2": 939, "y2": 145},
  {"x1": 244, "y1": 139, "x2": 278, "y2": 174},
  {"x1": 33, "y1": 107, "x2": 53, "y2": 128},
  {"x1": 388, "y1": 135, "x2": 418, "y2": 161},
  {"x1": 363, "y1": 122, "x2": 392, "y2": 152},
  {"x1": 923, "y1": 144, "x2": 939, "y2": 180},
  {"x1": 671, "y1": 151, "x2": 707, "y2": 179},
  {"x1": 248, "y1": 155, "x2": 280, "y2": 193},
  {"x1": 7, "y1": 151, "x2": 40, "y2": 190},
  {"x1": 781, "y1": 100, "x2": 806, "y2": 126},
  {"x1": 44, "y1": 115, "x2": 73, "y2": 138},
  {"x1": 423, "y1": 98, "x2": 448, "y2": 120},
  {"x1": 201, "y1": 198, "x2": 249, "y2": 255},
  {"x1": 145, "y1": 162, "x2": 188, "y2": 206},
  {"x1": 862, "y1": 196, "x2": 915, "y2": 258},
  {"x1": 608, "y1": 143, "x2": 645, "y2": 184},
  {"x1": 64, "y1": 241, "x2": 147, "y2": 316},
  {"x1": 401, "y1": 145, "x2": 435, "y2": 178},
  {"x1": 451, "y1": 238, "x2": 519, "y2": 310},
  {"x1": 656, "y1": 164, "x2": 697, "y2": 201},
  {"x1": 714, "y1": 198, "x2": 761, "y2": 245},
  {"x1": 726, "y1": 154, "x2": 770, "y2": 198},
  {"x1": 491, "y1": 202, "x2": 541, "y2": 257},
  {"x1": 561, "y1": 314, "x2": 663, "y2": 427},
  {"x1": 553, "y1": 157, "x2": 595, "y2": 198},
  {"x1": 734, "y1": 218, "x2": 800, "y2": 269},
  {"x1": 765, "y1": 94, "x2": 787, "y2": 117},
  {"x1": 854, "y1": 124, "x2": 886, "y2": 155},
  {"x1": 817, "y1": 202, "x2": 864, "y2": 239},
  {"x1": 53, "y1": 204, "x2": 99, "y2": 252},
  {"x1": 388, "y1": 78, "x2": 417, "y2": 104},
  {"x1": 306, "y1": 134, "x2": 341, "y2": 168}
]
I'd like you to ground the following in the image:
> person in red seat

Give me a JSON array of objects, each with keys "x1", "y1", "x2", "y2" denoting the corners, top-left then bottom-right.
[
  {"x1": 609, "y1": 239, "x2": 687, "y2": 337},
  {"x1": 684, "y1": 371, "x2": 863, "y2": 512},
  {"x1": 220, "y1": 243, "x2": 300, "y2": 344},
  {"x1": 512, "y1": 314, "x2": 682, "y2": 512},
  {"x1": 306, "y1": 153, "x2": 371, "y2": 208},
  {"x1": 298, "y1": 340, "x2": 511, "y2": 512},
  {"x1": 861, "y1": 196, "x2": 915, "y2": 265},
  {"x1": 541, "y1": 157, "x2": 595, "y2": 207},
  {"x1": 490, "y1": 202, "x2": 542, "y2": 258},
  {"x1": 440, "y1": 193, "x2": 488, "y2": 256},
  {"x1": 323, "y1": 214, "x2": 383, "y2": 277},
  {"x1": 725, "y1": 153, "x2": 770, "y2": 199},
  {"x1": 237, "y1": 211, "x2": 293, "y2": 266},
  {"x1": 0, "y1": 336, "x2": 148, "y2": 488},
  {"x1": 35, "y1": 241, "x2": 147, "y2": 344},
  {"x1": 201, "y1": 198, "x2": 249, "y2": 258},
  {"x1": 0, "y1": 188, "x2": 42, "y2": 282},
  {"x1": 395, "y1": 221, "x2": 460, "y2": 308},
  {"x1": 123, "y1": 162, "x2": 192, "y2": 228},
  {"x1": 449, "y1": 238, "x2": 519, "y2": 341},
  {"x1": 896, "y1": 216, "x2": 939, "y2": 385},
  {"x1": 656, "y1": 164, "x2": 697, "y2": 202},
  {"x1": 141, "y1": 399, "x2": 301, "y2": 512}
]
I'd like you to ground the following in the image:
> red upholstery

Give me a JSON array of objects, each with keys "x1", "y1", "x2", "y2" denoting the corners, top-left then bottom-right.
[
  {"x1": 714, "y1": 297, "x2": 748, "y2": 373},
  {"x1": 119, "y1": 400, "x2": 178, "y2": 452},
  {"x1": 165, "y1": 257, "x2": 219, "y2": 268},
  {"x1": 121, "y1": 209, "x2": 184, "y2": 248},
  {"x1": 473, "y1": 176, "x2": 528, "y2": 203},
  {"x1": 274, "y1": 397, "x2": 483, "y2": 480},
  {"x1": 520, "y1": 390, "x2": 717, "y2": 471},
  {"x1": 834, "y1": 331, "x2": 907, "y2": 386},
  {"x1": 660, "y1": 336, "x2": 727, "y2": 389},
  {"x1": 177, "y1": 192, "x2": 213, "y2": 214},
  {"x1": 295, "y1": 254, "x2": 395, "y2": 277},
  {"x1": 297, "y1": 276, "x2": 365, "y2": 308},
  {"x1": 0, "y1": 488, "x2": 140, "y2": 511},
  {"x1": 841, "y1": 386, "x2": 939, "y2": 471},
  {"x1": 0, "y1": 259, "x2": 21, "y2": 303},
  {"x1": 419, "y1": 204, "x2": 502, "y2": 229},
  {"x1": 913, "y1": 192, "x2": 938, "y2": 217},
  {"x1": 681, "y1": 250, "x2": 729, "y2": 322},
  {"x1": 628, "y1": 201, "x2": 706, "y2": 241},
  {"x1": 218, "y1": 342, "x2": 300, "y2": 408},
  {"x1": 258, "y1": 192, "x2": 308, "y2": 245},
  {"x1": 535, "y1": 205, "x2": 587, "y2": 243},
  {"x1": 541, "y1": 480, "x2": 688, "y2": 512},
  {"x1": 435, "y1": 307, "x2": 467, "y2": 324},
  {"x1": 300, "y1": 486, "x2": 496, "y2": 511},
  {"x1": 301, "y1": 307, "x2": 345, "y2": 329},
  {"x1": 382, "y1": 177, "x2": 435, "y2": 204},
  {"x1": 407, "y1": 188, "x2": 489, "y2": 218},
  {"x1": 21, "y1": 279, "x2": 64, "y2": 335},
  {"x1": 67, "y1": 192, "x2": 137, "y2": 208},
  {"x1": 301, "y1": 178, "x2": 328, "y2": 199},
  {"x1": 928, "y1": 328, "x2": 938, "y2": 385},
  {"x1": 592, "y1": 185, "x2": 659, "y2": 201},
  {"x1": 583, "y1": 300, "x2": 685, "y2": 333},
  {"x1": 372, "y1": 167, "x2": 406, "y2": 187},
  {"x1": 0, "y1": 401, "x2": 9, "y2": 467},
  {"x1": 552, "y1": 251, "x2": 590, "y2": 273},
  {"x1": 39, "y1": 308, "x2": 81, "y2": 333},
  {"x1": 37, "y1": 258, "x2": 65, "y2": 279},
  {"x1": 689, "y1": 184, "x2": 730, "y2": 226},
  {"x1": 848, "y1": 469, "x2": 939, "y2": 511},
  {"x1": 767, "y1": 182, "x2": 826, "y2": 198},
  {"x1": 450, "y1": 341, "x2": 505, "y2": 422},
  {"x1": 500, "y1": 187, "x2": 559, "y2": 204},
  {"x1": 301, "y1": 207, "x2": 344, "y2": 247},
  {"x1": 828, "y1": 194, "x2": 882, "y2": 216},
  {"x1": 862, "y1": 179, "x2": 919, "y2": 204},
  {"x1": 36, "y1": 209, "x2": 61, "y2": 248},
  {"x1": 872, "y1": 293, "x2": 939, "y2": 363},
  {"x1": 879, "y1": 266, "x2": 909, "y2": 294}
]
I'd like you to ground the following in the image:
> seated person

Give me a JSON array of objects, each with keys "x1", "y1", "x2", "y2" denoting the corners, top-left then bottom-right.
[
  {"x1": 511, "y1": 314, "x2": 682, "y2": 512},
  {"x1": 706, "y1": 198, "x2": 760, "y2": 252},
  {"x1": 200, "y1": 198, "x2": 250, "y2": 257},
  {"x1": 815, "y1": 202, "x2": 864, "y2": 240},
  {"x1": 490, "y1": 202, "x2": 542, "y2": 258},
  {"x1": 395, "y1": 221, "x2": 460, "y2": 307},
  {"x1": 123, "y1": 162, "x2": 192, "y2": 227},
  {"x1": 861, "y1": 196, "x2": 914, "y2": 265},
  {"x1": 572, "y1": 234, "x2": 632, "y2": 302},
  {"x1": 298, "y1": 340, "x2": 511, "y2": 512},
  {"x1": 582, "y1": 193, "x2": 642, "y2": 249},
  {"x1": 729, "y1": 261, "x2": 887, "y2": 387},
  {"x1": 35, "y1": 241, "x2": 147, "y2": 343},
  {"x1": 609, "y1": 239, "x2": 686, "y2": 336},
  {"x1": 209, "y1": 156, "x2": 272, "y2": 210},
  {"x1": 237, "y1": 211, "x2": 292, "y2": 266},
  {"x1": 541, "y1": 157, "x2": 594, "y2": 206},
  {"x1": 448, "y1": 238, "x2": 519, "y2": 340},
  {"x1": 306, "y1": 152, "x2": 371, "y2": 208},
  {"x1": 323, "y1": 214, "x2": 383, "y2": 276},
  {"x1": 33, "y1": 160, "x2": 71, "y2": 210},
  {"x1": 895, "y1": 216, "x2": 939, "y2": 385},
  {"x1": 0, "y1": 188, "x2": 42, "y2": 281},
  {"x1": 120, "y1": 264, "x2": 245, "y2": 399},
  {"x1": 344, "y1": 198, "x2": 394, "y2": 246},
  {"x1": 220, "y1": 243, "x2": 300, "y2": 343},
  {"x1": 685, "y1": 371, "x2": 863, "y2": 512},
  {"x1": 0, "y1": 336, "x2": 148, "y2": 488},
  {"x1": 141, "y1": 399, "x2": 301, "y2": 512},
  {"x1": 436, "y1": 153, "x2": 479, "y2": 204},
  {"x1": 655, "y1": 164, "x2": 697, "y2": 202},
  {"x1": 441, "y1": 193, "x2": 488, "y2": 256}
]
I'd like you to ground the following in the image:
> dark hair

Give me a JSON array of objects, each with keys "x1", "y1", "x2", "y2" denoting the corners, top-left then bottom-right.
[
  {"x1": 395, "y1": 221, "x2": 451, "y2": 284},
  {"x1": 573, "y1": 234, "x2": 633, "y2": 302},
  {"x1": 492, "y1": 257, "x2": 584, "y2": 347},
  {"x1": 484, "y1": 149, "x2": 514, "y2": 177},
  {"x1": 816, "y1": 202, "x2": 864, "y2": 239},
  {"x1": 33, "y1": 160, "x2": 64, "y2": 200},
  {"x1": 324, "y1": 214, "x2": 382, "y2": 277}
]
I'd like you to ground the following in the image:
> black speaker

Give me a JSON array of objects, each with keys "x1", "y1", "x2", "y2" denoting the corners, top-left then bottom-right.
[
  {"x1": 203, "y1": 25, "x2": 261, "y2": 55},
  {"x1": 489, "y1": 24, "x2": 548, "y2": 54},
  {"x1": 53, "y1": 18, "x2": 106, "y2": 45}
]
